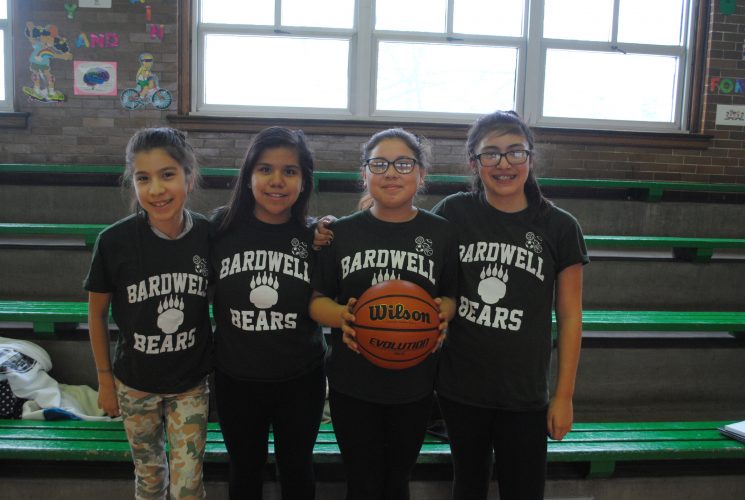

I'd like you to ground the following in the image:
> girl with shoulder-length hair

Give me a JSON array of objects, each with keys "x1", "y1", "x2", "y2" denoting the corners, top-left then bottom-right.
[
  {"x1": 433, "y1": 110, "x2": 589, "y2": 500},
  {"x1": 210, "y1": 126, "x2": 326, "y2": 500},
  {"x1": 309, "y1": 127, "x2": 458, "y2": 500}
]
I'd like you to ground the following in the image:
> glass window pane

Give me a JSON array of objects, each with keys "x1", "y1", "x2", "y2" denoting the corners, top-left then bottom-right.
[
  {"x1": 204, "y1": 35, "x2": 349, "y2": 108},
  {"x1": 543, "y1": 0, "x2": 613, "y2": 41},
  {"x1": 543, "y1": 50, "x2": 678, "y2": 122},
  {"x1": 282, "y1": 0, "x2": 354, "y2": 28},
  {"x1": 376, "y1": 42, "x2": 517, "y2": 114},
  {"x1": 453, "y1": 0, "x2": 524, "y2": 37},
  {"x1": 0, "y1": 0, "x2": 6, "y2": 19},
  {"x1": 201, "y1": 0, "x2": 273, "y2": 25},
  {"x1": 376, "y1": 0, "x2": 447, "y2": 33},
  {"x1": 619, "y1": 0, "x2": 684, "y2": 45},
  {"x1": 0, "y1": 32, "x2": 4, "y2": 100}
]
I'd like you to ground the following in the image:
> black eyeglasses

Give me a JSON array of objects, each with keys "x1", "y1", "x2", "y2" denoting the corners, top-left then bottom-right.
[
  {"x1": 474, "y1": 150, "x2": 531, "y2": 167},
  {"x1": 364, "y1": 157, "x2": 418, "y2": 175}
]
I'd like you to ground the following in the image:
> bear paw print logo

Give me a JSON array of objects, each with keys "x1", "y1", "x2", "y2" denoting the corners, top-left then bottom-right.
[
  {"x1": 525, "y1": 232, "x2": 543, "y2": 253},
  {"x1": 291, "y1": 238, "x2": 308, "y2": 259},
  {"x1": 371, "y1": 269, "x2": 401, "y2": 285},
  {"x1": 193, "y1": 255, "x2": 209, "y2": 277},
  {"x1": 414, "y1": 236, "x2": 433, "y2": 256},
  {"x1": 249, "y1": 272, "x2": 279, "y2": 309},
  {"x1": 157, "y1": 295, "x2": 185, "y2": 334},
  {"x1": 477, "y1": 264, "x2": 509, "y2": 305}
]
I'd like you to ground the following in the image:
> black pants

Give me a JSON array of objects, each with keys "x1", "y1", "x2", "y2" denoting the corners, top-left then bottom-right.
[
  {"x1": 215, "y1": 366, "x2": 326, "y2": 500},
  {"x1": 438, "y1": 396, "x2": 548, "y2": 500},
  {"x1": 328, "y1": 388, "x2": 434, "y2": 500}
]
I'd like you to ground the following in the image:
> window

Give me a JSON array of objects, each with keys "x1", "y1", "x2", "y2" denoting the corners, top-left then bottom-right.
[
  {"x1": 0, "y1": 0, "x2": 11, "y2": 111},
  {"x1": 193, "y1": 0, "x2": 695, "y2": 131}
]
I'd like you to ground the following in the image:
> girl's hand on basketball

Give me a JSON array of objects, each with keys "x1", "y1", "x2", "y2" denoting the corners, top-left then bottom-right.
[
  {"x1": 432, "y1": 297, "x2": 456, "y2": 353},
  {"x1": 312, "y1": 216, "x2": 337, "y2": 250},
  {"x1": 340, "y1": 297, "x2": 360, "y2": 354}
]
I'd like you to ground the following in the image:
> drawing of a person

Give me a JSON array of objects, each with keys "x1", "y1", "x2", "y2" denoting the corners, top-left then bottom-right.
[
  {"x1": 24, "y1": 22, "x2": 73, "y2": 102},
  {"x1": 136, "y1": 52, "x2": 157, "y2": 99}
]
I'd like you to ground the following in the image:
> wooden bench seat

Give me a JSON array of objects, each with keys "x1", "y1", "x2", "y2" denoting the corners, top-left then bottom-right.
[
  {"x1": 3, "y1": 164, "x2": 745, "y2": 201},
  {"x1": 3, "y1": 222, "x2": 745, "y2": 261},
  {"x1": 1, "y1": 419, "x2": 743, "y2": 479},
  {"x1": 2, "y1": 300, "x2": 744, "y2": 336}
]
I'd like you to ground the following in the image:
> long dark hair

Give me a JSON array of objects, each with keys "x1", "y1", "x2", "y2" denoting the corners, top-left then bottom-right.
[
  {"x1": 358, "y1": 128, "x2": 431, "y2": 210},
  {"x1": 216, "y1": 126, "x2": 315, "y2": 233},
  {"x1": 123, "y1": 127, "x2": 200, "y2": 212},
  {"x1": 466, "y1": 110, "x2": 549, "y2": 212}
]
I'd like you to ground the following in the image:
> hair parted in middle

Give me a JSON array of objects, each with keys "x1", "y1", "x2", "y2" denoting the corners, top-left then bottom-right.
[
  {"x1": 215, "y1": 126, "x2": 315, "y2": 233},
  {"x1": 466, "y1": 110, "x2": 550, "y2": 212},
  {"x1": 358, "y1": 128, "x2": 431, "y2": 210}
]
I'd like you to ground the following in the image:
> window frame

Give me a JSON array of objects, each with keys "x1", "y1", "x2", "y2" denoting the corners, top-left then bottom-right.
[
  {"x1": 177, "y1": 0, "x2": 708, "y2": 140},
  {"x1": 525, "y1": 0, "x2": 695, "y2": 132},
  {"x1": 0, "y1": 0, "x2": 12, "y2": 112}
]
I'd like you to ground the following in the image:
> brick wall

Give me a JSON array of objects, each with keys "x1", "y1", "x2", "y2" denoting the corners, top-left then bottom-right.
[{"x1": 1, "y1": 0, "x2": 743, "y2": 184}]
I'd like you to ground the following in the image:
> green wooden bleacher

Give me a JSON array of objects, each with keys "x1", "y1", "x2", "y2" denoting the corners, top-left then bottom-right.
[
  {"x1": 3, "y1": 223, "x2": 745, "y2": 262},
  {"x1": 1, "y1": 419, "x2": 743, "y2": 479},
  {"x1": 2, "y1": 300, "x2": 744, "y2": 336},
  {"x1": 3, "y1": 163, "x2": 745, "y2": 201}
]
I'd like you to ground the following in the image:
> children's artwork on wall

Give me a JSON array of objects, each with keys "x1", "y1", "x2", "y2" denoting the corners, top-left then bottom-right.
[
  {"x1": 147, "y1": 24, "x2": 165, "y2": 42},
  {"x1": 120, "y1": 52, "x2": 172, "y2": 110},
  {"x1": 65, "y1": 4, "x2": 78, "y2": 19},
  {"x1": 76, "y1": 32, "x2": 120, "y2": 48},
  {"x1": 23, "y1": 22, "x2": 74, "y2": 103},
  {"x1": 74, "y1": 61, "x2": 117, "y2": 96},
  {"x1": 709, "y1": 76, "x2": 745, "y2": 94},
  {"x1": 79, "y1": 0, "x2": 112, "y2": 7},
  {"x1": 715, "y1": 105, "x2": 745, "y2": 126},
  {"x1": 720, "y1": 0, "x2": 736, "y2": 16}
]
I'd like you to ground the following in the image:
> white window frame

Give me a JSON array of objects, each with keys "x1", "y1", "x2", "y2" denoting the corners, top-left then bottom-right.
[
  {"x1": 0, "y1": 0, "x2": 12, "y2": 111},
  {"x1": 192, "y1": 0, "x2": 695, "y2": 132}
]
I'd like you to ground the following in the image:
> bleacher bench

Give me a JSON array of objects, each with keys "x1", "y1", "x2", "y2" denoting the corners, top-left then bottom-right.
[
  {"x1": 2, "y1": 300, "x2": 744, "y2": 337},
  {"x1": 3, "y1": 164, "x2": 745, "y2": 202},
  {"x1": 3, "y1": 222, "x2": 745, "y2": 262},
  {"x1": 1, "y1": 419, "x2": 744, "y2": 479}
]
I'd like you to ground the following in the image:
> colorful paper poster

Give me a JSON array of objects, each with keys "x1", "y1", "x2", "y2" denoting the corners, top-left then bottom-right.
[{"x1": 73, "y1": 61, "x2": 117, "y2": 96}]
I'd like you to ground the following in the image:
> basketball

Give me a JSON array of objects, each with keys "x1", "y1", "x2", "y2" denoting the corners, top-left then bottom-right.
[{"x1": 352, "y1": 280, "x2": 440, "y2": 370}]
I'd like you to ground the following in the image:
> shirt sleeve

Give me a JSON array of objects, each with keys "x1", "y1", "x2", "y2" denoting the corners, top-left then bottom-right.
[
  {"x1": 83, "y1": 233, "x2": 114, "y2": 293},
  {"x1": 437, "y1": 222, "x2": 459, "y2": 298},
  {"x1": 557, "y1": 216, "x2": 590, "y2": 272},
  {"x1": 310, "y1": 240, "x2": 340, "y2": 299}
]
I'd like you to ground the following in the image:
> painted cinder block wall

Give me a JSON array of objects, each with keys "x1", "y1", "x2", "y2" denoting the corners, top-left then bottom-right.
[{"x1": 1, "y1": 0, "x2": 744, "y2": 185}]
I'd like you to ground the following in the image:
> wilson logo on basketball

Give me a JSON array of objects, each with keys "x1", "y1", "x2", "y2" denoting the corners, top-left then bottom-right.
[{"x1": 367, "y1": 303, "x2": 431, "y2": 324}]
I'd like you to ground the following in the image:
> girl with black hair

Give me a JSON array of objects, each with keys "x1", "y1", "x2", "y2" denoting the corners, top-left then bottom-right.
[
  {"x1": 309, "y1": 128, "x2": 458, "y2": 500},
  {"x1": 433, "y1": 110, "x2": 588, "y2": 500},
  {"x1": 210, "y1": 126, "x2": 325, "y2": 500},
  {"x1": 86, "y1": 127, "x2": 212, "y2": 499}
]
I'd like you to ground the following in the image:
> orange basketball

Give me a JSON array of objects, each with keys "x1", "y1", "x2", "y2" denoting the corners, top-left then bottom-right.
[{"x1": 352, "y1": 280, "x2": 440, "y2": 370}]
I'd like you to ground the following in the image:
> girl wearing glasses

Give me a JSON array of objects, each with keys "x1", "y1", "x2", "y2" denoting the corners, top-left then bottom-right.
[
  {"x1": 432, "y1": 110, "x2": 588, "y2": 500},
  {"x1": 309, "y1": 128, "x2": 458, "y2": 500}
]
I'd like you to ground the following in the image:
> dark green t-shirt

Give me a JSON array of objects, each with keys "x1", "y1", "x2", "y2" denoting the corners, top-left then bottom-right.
[
  {"x1": 84, "y1": 211, "x2": 213, "y2": 394},
  {"x1": 210, "y1": 215, "x2": 324, "y2": 381},
  {"x1": 313, "y1": 209, "x2": 458, "y2": 404},
  {"x1": 433, "y1": 192, "x2": 589, "y2": 410}
]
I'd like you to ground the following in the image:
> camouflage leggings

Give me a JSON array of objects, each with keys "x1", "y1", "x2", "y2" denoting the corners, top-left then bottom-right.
[{"x1": 116, "y1": 378, "x2": 209, "y2": 500}]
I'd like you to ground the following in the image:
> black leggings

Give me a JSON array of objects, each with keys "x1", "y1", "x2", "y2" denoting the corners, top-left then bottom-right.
[
  {"x1": 215, "y1": 366, "x2": 326, "y2": 500},
  {"x1": 328, "y1": 388, "x2": 434, "y2": 500},
  {"x1": 438, "y1": 396, "x2": 548, "y2": 500}
]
